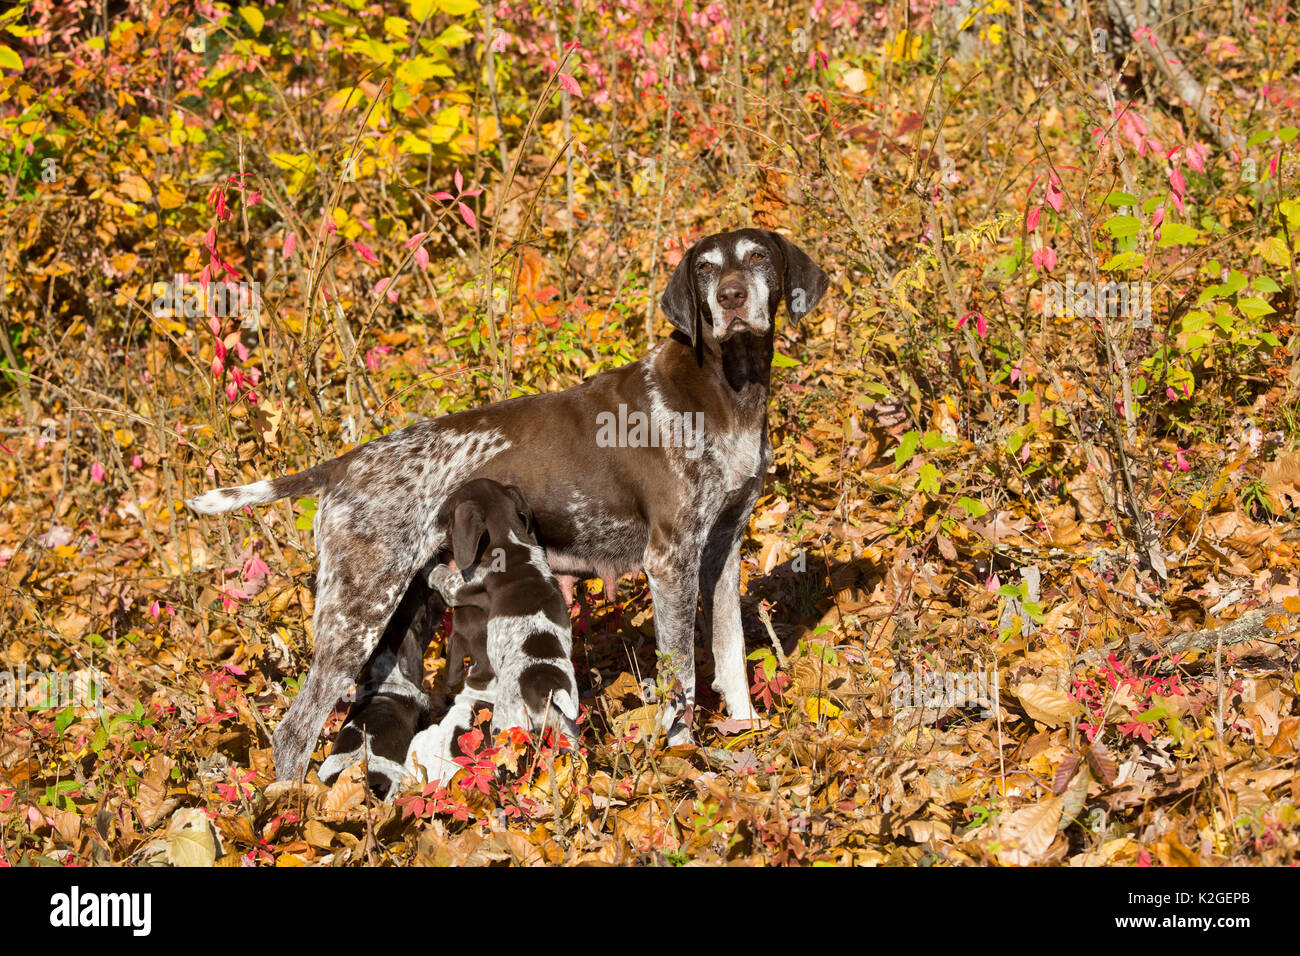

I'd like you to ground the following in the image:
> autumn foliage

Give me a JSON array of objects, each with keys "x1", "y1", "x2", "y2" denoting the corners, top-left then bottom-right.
[{"x1": 1, "y1": 0, "x2": 1299, "y2": 866}]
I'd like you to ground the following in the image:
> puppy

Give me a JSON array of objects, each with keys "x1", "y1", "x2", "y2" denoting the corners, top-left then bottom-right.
[{"x1": 406, "y1": 479, "x2": 579, "y2": 784}]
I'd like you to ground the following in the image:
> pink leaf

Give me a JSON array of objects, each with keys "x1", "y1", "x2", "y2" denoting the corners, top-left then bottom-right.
[
  {"x1": 90, "y1": 461, "x2": 106, "y2": 484},
  {"x1": 131, "y1": 454, "x2": 143, "y2": 469},
  {"x1": 458, "y1": 202, "x2": 477, "y2": 230},
  {"x1": 351, "y1": 241, "x2": 379, "y2": 264},
  {"x1": 430, "y1": 191, "x2": 454, "y2": 202},
  {"x1": 557, "y1": 72, "x2": 583, "y2": 98},
  {"x1": 454, "y1": 168, "x2": 464, "y2": 193},
  {"x1": 1026, "y1": 205, "x2": 1042, "y2": 233},
  {"x1": 414, "y1": 245, "x2": 429, "y2": 271},
  {"x1": 283, "y1": 232, "x2": 297, "y2": 258},
  {"x1": 403, "y1": 232, "x2": 427, "y2": 250},
  {"x1": 243, "y1": 555, "x2": 270, "y2": 582},
  {"x1": 1045, "y1": 176, "x2": 1064, "y2": 213},
  {"x1": 373, "y1": 277, "x2": 399, "y2": 303}
]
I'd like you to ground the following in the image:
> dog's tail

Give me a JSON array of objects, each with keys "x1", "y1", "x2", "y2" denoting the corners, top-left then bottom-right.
[{"x1": 186, "y1": 463, "x2": 333, "y2": 515}]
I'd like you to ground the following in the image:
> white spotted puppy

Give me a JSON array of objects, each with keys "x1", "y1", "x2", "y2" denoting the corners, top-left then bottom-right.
[{"x1": 407, "y1": 479, "x2": 579, "y2": 784}]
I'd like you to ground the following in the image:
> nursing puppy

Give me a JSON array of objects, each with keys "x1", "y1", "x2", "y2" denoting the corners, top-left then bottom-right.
[{"x1": 407, "y1": 479, "x2": 578, "y2": 784}]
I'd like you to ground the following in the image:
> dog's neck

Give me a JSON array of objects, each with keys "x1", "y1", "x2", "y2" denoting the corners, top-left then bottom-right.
[{"x1": 667, "y1": 327, "x2": 774, "y2": 405}]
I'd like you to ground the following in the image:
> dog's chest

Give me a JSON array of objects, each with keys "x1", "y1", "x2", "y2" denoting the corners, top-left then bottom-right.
[{"x1": 710, "y1": 424, "x2": 767, "y2": 493}]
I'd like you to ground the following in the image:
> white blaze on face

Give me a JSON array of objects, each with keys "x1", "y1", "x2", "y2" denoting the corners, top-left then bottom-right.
[
  {"x1": 732, "y1": 237, "x2": 772, "y2": 334},
  {"x1": 697, "y1": 246, "x2": 726, "y2": 338},
  {"x1": 700, "y1": 238, "x2": 774, "y2": 339}
]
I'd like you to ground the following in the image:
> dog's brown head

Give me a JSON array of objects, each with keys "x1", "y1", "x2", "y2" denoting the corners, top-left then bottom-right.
[
  {"x1": 660, "y1": 229, "x2": 828, "y2": 346},
  {"x1": 436, "y1": 478, "x2": 537, "y2": 576}
]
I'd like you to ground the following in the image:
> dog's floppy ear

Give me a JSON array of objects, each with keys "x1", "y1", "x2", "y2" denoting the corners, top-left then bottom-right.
[
  {"x1": 449, "y1": 500, "x2": 489, "y2": 572},
  {"x1": 766, "y1": 232, "x2": 828, "y2": 327},
  {"x1": 502, "y1": 485, "x2": 537, "y2": 538},
  {"x1": 660, "y1": 245, "x2": 699, "y2": 346}
]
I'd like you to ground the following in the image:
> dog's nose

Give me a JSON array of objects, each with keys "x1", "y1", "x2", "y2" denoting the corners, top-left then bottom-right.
[{"x1": 716, "y1": 279, "x2": 747, "y2": 311}]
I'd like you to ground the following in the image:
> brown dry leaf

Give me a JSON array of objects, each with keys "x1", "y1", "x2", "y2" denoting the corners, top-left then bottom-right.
[
  {"x1": 303, "y1": 819, "x2": 336, "y2": 850},
  {"x1": 322, "y1": 762, "x2": 368, "y2": 813},
  {"x1": 1262, "y1": 452, "x2": 1300, "y2": 512},
  {"x1": 1014, "y1": 682, "x2": 1079, "y2": 727},
  {"x1": 997, "y1": 795, "x2": 1065, "y2": 862},
  {"x1": 1067, "y1": 472, "x2": 1107, "y2": 522},
  {"x1": 135, "y1": 753, "x2": 178, "y2": 829}
]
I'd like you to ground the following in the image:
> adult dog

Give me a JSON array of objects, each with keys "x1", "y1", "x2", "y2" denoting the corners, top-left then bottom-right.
[{"x1": 189, "y1": 228, "x2": 827, "y2": 781}]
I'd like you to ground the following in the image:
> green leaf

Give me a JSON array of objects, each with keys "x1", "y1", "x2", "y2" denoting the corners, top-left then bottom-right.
[
  {"x1": 1237, "y1": 296, "x2": 1275, "y2": 318},
  {"x1": 295, "y1": 497, "x2": 317, "y2": 531},
  {"x1": 771, "y1": 351, "x2": 801, "y2": 368},
  {"x1": 956, "y1": 496, "x2": 988, "y2": 518},
  {"x1": 1103, "y1": 190, "x2": 1140, "y2": 206},
  {"x1": 916, "y1": 462, "x2": 941, "y2": 495},
  {"x1": 1104, "y1": 215, "x2": 1141, "y2": 239},
  {"x1": 1279, "y1": 126, "x2": 1298, "y2": 143},
  {"x1": 894, "y1": 430, "x2": 919, "y2": 468},
  {"x1": 238, "y1": 6, "x2": 265, "y2": 34},
  {"x1": 54, "y1": 706, "x2": 76, "y2": 736},
  {"x1": 1100, "y1": 251, "x2": 1144, "y2": 271},
  {"x1": 1156, "y1": 223, "x2": 1199, "y2": 247}
]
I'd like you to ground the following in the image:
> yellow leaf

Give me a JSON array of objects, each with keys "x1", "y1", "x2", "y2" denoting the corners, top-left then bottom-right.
[
  {"x1": 407, "y1": 0, "x2": 436, "y2": 20},
  {"x1": 158, "y1": 180, "x2": 185, "y2": 209},
  {"x1": 0, "y1": 44, "x2": 23, "y2": 71},
  {"x1": 437, "y1": 0, "x2": 481, "y2": 13},
  {"x1": 805, "y1": 697, "x2": 842, "y2": 721},
  {"x1": 119, "y1": 175, "x2": 152, "y2": 202},
  {"x1": 238, "y1": 6, "x2": 265, "y2": 35}
]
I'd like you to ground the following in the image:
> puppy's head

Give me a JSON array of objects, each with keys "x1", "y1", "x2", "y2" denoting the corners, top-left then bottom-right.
[
  {"x1": 436, "y1": 478, "x2": 538, "y2": 577},
  {"x1": 660, "y1": 229, "x2": 828, "y2": 345}
]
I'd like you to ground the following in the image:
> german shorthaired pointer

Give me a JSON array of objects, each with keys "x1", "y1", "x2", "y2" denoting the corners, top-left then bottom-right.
[
  {"x1": 189, "y1": 228, "x2": 827, "y2": 782},
  {"x1": 406, "y1": 479, "x2": 579, "y2": 784}
]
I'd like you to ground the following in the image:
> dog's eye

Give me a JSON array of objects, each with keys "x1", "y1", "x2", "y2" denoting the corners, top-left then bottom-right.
[
  {"x1": 749, "y1": 251, "x2": 767, "y2": 263},
  {"x1": 697, "y1": 262, "x2": 714, "y2": 275}
]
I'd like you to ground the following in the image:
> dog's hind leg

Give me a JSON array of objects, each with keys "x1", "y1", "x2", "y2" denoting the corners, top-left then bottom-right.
[
  {"x1": 272, "y1": 547, "x2": 417, "y2": 782},
  {"x1": 318, "y1": 576, "x2": 443, "y2": 790}
]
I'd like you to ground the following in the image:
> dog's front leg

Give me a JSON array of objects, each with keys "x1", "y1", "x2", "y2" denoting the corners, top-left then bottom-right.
[
  {"x1": 702, "y1": 536, "x2": 761, "y2": 724},
  {"x1": 644, "y1": 543, "x2": 701, "y2": 746}
]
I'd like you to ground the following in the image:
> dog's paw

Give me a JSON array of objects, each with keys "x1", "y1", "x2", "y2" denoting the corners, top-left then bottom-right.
[{"x1": 724, "y1": 696, "x2": 762, "y2": 725}]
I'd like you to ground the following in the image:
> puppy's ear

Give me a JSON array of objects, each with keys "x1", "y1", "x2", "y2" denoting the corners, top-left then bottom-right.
[
  {"x1": 449, "y1": 501, "x2": 488, "y2": 572},
  {"x1": 766, "y1": 232, "x2": 828, "y2": 327},
  {"x1": 660, "y1": 246, "x2": 699, "y2": 346},
  {"x1": 502, "y1": 485, "x2": 537, "y2": 538}
]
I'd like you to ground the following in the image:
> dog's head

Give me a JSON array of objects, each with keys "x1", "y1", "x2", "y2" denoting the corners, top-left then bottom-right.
[
  {"x1": 436, "y1": 478, "x2": 538, "y2": 576},
  {"x1": 660, "y1": 229, "x2": 828, "y2": 346}
]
